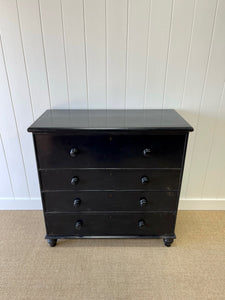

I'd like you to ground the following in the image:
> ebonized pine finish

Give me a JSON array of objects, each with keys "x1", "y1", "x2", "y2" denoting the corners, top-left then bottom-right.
[{"x1": 28, "y1": 109, "x2": 193, "y2": 247}]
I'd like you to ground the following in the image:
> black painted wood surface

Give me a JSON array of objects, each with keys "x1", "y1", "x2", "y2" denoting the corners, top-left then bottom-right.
[
  {"x1": 28, "y1": 109, "x2": 193, "y2": 246},
  {"x1": 43, "y1": 191, "x2": 179, "y2": 212},
  {"x1": 40, "y1": 169, "x2": 181, "y2": 191},
  {"x1": 28, "y1": 109, "x2": 193, "y2": 132},
  {"x1": 35, "y1": 134, "x2": 185, "y2": 169},
  {"x1": 45, "y1": 212, "x2": 176, "y2": 236}
]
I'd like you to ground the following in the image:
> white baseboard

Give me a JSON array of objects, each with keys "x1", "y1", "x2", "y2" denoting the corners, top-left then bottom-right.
[
  {"x1": 178, "y1": 199, "x2": 225, "y2": 210},
  {"x1": 0, "y1": 198, "x2": 42, "y2": 210},
  {"x1": 0, "y1": 198, "x2": 225, "y2": 210}
]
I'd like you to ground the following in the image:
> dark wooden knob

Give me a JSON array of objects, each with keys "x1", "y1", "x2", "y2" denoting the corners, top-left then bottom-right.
[
  {"x1": 139, "y1": 197, "x2": 148, "y2": 207},
  {"x1": 73, "y1": 198, "x2": 81, "y2": 208},
  {"x1": 71, "y1": 176, "x2": 79, "y2": 185},
  {"x1": 138, "y1": 220, "x2": 145, "y2": 228},
  {"x1": 143, "y1": 148, "x2": 151, "y2": 157},
  {"x1": 70, "y1": 148, "x2": 79, "y2": 157},
  {"x1": 141, "y1": 176, "x2": 149, "y2": 184},
  {"x1": 75, "y1": 220, "x2": 83, "y2": 230}
]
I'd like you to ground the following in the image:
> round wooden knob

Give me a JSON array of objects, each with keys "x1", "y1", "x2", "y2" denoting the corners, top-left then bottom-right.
[
  {"x1": 143, "y1": 148, "x2": 151, "y2": 157},
  {"x1": 71, "y1": 176, "x2": 79, "y2": 185},
  {"x1": 141, "y1": 176, "x2": 149, "y2": 185},
  {"x1": 73, "y1": 198, "x2": 81, "y2": 208},
  {"x1": 75, "y1": 220, "x2": 83, "y2": 230},
  {"x1": 70, "y1": 148, "x2": 79, "y2": 157},
  {"x1": 138, "y1": 220, "x2": 145, "y2": 228},
  {"x1": 139, "y1": 197, "x2": 148, "y2": 207}
]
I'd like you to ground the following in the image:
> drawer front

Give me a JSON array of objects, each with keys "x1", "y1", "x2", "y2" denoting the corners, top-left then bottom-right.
[
  {"x1": 45, "y1": 212, "x2": 176, "y2": 236},
  {"x1": 40, "y1": 169, "x2": 180, "y2": 191},
  {"x1": 43, "y1": 191, "x2": 178, "y2": 212},
  {"x1": 35, "y1": 134, "x2": 185, "y2": 169}
]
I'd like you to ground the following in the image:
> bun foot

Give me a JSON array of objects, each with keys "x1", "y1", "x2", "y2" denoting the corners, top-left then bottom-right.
[
  {"x1": 163, "y1": 238, "x2": 174, "y2": 247},
  {"x1": 47, "y1": 238, "x2": 57, "y2": 247}
]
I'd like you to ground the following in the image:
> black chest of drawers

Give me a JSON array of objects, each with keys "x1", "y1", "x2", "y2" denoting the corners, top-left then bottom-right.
[{"x1": 28, "y1": 109, "x2": 193, "y2": 247}]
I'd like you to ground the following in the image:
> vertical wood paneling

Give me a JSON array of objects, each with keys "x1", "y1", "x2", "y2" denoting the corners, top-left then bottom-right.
[
  {"x1": 145, "y1": 0, "x2": 173, "y2": 108},
  {"x1": 126, "y1": 0, "x2": 150, "y2": 108},
  {"x1": 61, "y1": 0, "x2": 88, "y2": 109},
  {"x1": 0, "y1": 0, "x2": 225, "y2": 206},
  {"x1": 163, "y1": 0, "x2": 195, "y2": 109},
  {"x1": 0, "y1": 0, "x2": 40, "y2": 198},
  {"x1": 217, "y1": 90, "x2": 225, "y2": 200},
  {"x1": 179, "y1": 0, "x2": 218, "y2": 199},
  {"x1": 106, "y1": 0, "x2": 127, "y2": 109},
  {"x1": 185, "y1": 0, "x2": 225, "y2": 199},
  {"x1": 203, "y1": 84, "x2": 225, "y2": 199},
  {"x1": 17, "y1": 0, "x2": 50, "y2": 119},
  {"x1": 0, "y1": 38, "x2": 29, "y2": 198},
  {"x1": 84, "y1": 0, "x2": 106, "y2": 109},
  {"x1": 39, "y1": 0, "x2": 69, "y2": 108},
  {"x1": 0, "y1": 136, "x2": 13, "y2": 198},
  {"x1": 199, "y1": 0, "x2": 225, "y2": 199}
]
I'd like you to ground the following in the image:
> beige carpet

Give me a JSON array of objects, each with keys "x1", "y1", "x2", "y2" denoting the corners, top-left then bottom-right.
[{"x1": 0, "y1": 211, "x2": 225, "y2": 300}]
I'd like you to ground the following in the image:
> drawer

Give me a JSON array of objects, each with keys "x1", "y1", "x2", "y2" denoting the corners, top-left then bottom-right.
[
  {"x1": 45, "y1": 212, "x2": 176, "y2": 236},
  {"x1": 35, "y1": 134, "x2": 185, "y2": 169},
  {"x1": 40, "y1": 169, "x2": 180, "y2": 191},
  {"x1": 43, "y1": 191, "x2": 179, "y2": 212}
]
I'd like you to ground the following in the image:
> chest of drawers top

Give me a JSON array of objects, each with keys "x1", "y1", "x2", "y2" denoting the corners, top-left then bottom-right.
[{"x1": 28, "y1": 109, "x2": 193, "y2": 133}]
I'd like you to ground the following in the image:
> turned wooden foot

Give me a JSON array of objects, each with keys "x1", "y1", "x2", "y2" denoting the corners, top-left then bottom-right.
[
  {"x1": 47, "y1": 238, "x2": 57, "y2": 247},
  {"x1": 163, "y1": 238, "x2": 174, "y2": 247}
]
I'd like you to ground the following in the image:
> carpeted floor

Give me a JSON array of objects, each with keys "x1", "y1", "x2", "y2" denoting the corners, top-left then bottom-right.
[{"x1": 0, "y1": 211, "x2": 225, "y2": 300}]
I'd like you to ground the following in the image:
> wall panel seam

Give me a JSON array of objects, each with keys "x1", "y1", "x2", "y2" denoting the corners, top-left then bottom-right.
[
  {"x1": 143, "y1": 0, "x2": 152, "y2": 109},
  {"x1": 216, "y1": 83, "x2": 225, "y2": 198},
  {"x1": 0, "y1": 135, "x2": 14, "y2": 198},
  {"x1": 124, "y1": 0, "x2": 129, "y2": 109},
  {"x1": 202, "y1": 82, "x2": 225, "y2": 199},
  {"x1": 162, "y1": 0, "x2": 174, "y2": 109},
  {"x1": 82, "y1": 0, "x2": 89, "y2": 109},
  {"x1": 105, "y1": 0, "x2": 108, "y2": 109},
  {"x1": 16, "y1": 0, "x2": 34, "y2": 120},
  {"x1": 185, "y1": 0, "x2": 219, "y2": 197},
  {"x1": 180, "y1": 0, "x2": 197, "y2": 109},
  {"x1": 0, "y1": 36, "x2": 30, "y2": 198},
  {"x1": 60, "y1": 0, "x2": 70, "y2": 109},
  {"x1": 37, "y1": 0, "x2": 51, "y2": 108}
]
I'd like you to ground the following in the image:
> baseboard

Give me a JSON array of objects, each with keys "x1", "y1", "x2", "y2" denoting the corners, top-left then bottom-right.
[
  {"x1": 0, "y1": 198, "x2": 225, "y2": 210},
  {"x1": 178, "y1": 199, "x2": 225, "y2": 210},
  {"x1": 0, "y1": 198, "x2": 42, "y2": 210}
]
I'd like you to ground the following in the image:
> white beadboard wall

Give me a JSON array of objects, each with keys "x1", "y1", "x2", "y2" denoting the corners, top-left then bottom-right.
[{"x1": 0, "y1": 0, "x2": 225, "y2": 210}]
